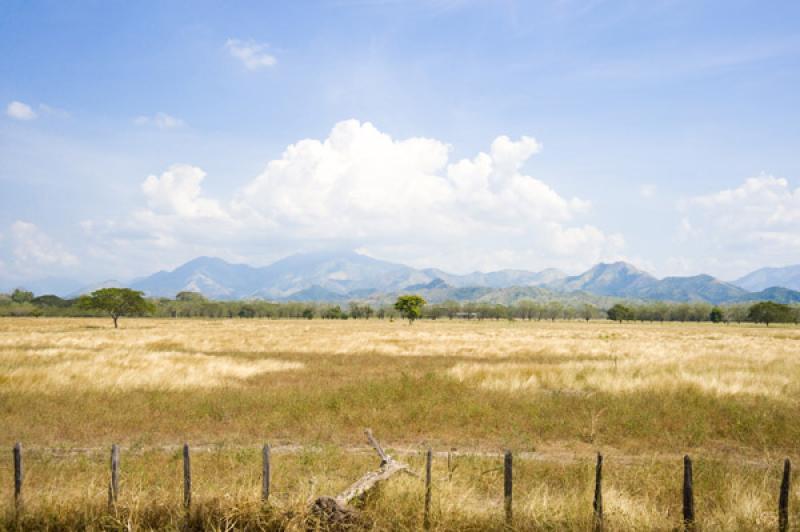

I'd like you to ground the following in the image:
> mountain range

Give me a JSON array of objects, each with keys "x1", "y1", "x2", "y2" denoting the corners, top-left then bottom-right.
[
  {"x1": 36, "y1": 251, "x2": 799, "y2": 305},
  {"x1": 732, "y1": 265, "x2": 800, "y2": 292}
]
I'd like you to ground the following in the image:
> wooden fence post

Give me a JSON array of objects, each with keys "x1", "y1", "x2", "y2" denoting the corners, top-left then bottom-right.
[
  {"x1": 183, "y1": 443, "x2": 191, "y2": 510},
  {"x1": 109, "y1": 444, "x2": 120, "y2": 509},
  {"x1": 593, "y1": 453, "x2": 603, "y2": 532},
  {"x1": 262, "y1": 444, "x2": 270, "y2": 503},
  {"x1": 13, "y1": 442, "x2": 23, "y2": 515},
  {"x1": 779, "y1": 458, "x2": 791, "y2": 532},
  {"x1": 424, "y1": 448, "x2": 432, "y2": 530},
  {"x1": 683, "y1": 455, "x2": 694, "y2": 531},
  {"x1": 504, "y1": 450, "x2": 513, "y2": 527},
  {"x1": 447, "y1": 448, "x2": 455, "y2": 482}
]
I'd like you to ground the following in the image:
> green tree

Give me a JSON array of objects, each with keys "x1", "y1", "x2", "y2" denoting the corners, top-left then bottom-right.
[
  {"x1": 11, "y1": 288, "x2": 34, "y2": 304},
  {"x1": 238, "y1": 305, "x2": 256, "y2": 318},
  {"x1": 322, "y1": 305, "x2": 345, "y2": 319},
  {"x1": 394, "y1": 294, "x2": 427, "y2": 324},
  {"x1": 747, "y1": 301, "x2": 793, "y2": 326},
  {"x1": 544, "y1": 301, "x2": 564, "y2": 321},
  {"x1": 725, "y1": 303, "x2": 749, "y2": 323},
  {"x1": 709, "y1": 307, "x2": 724, "y2": 323},
  {"x1": 580, "y1": 303, "x2": 598, "y2": 322},
  {"x1": 176, "y1": 291, "x2": 207, "y2": 302},
  {"x1": 31, "y1": 294, "x2": 71, "y2": 308},
  {"x1": 78, "y1": 288, "x2": 154, "y2": 328},
  {"x1": 607, "y1": 303, "x2": 634, "y2": 323}
]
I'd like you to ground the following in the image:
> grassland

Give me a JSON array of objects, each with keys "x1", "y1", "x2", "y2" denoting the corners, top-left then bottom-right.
[{"x1": 0, "y1": 317, "x2": 798, "y2": 530}]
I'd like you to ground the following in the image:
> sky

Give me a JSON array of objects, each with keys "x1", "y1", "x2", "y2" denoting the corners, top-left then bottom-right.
[{"x1": 2, "y1": 0, "x2": 800, "y2": 290}]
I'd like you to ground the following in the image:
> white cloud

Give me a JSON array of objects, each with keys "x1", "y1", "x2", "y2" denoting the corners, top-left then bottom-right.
[
  {"x1": 6, "y1": 101, "x2": 37, "y2": 120},
  {"x1": 226, "y1": 39, "x2": 277, "y2": 70},
  {"x1": 489, "y1": 135, "x2": 542, "y2": 177},
  {"x1": 679, "y1": 174, "x2": 800, "y2": 277},
  {"x1": 88, "y1": 119, "x2": 622, "y2": 273},
  {"x1": 7, "y1": 221, "x2": 78, "y2": 271},
  {"x1": 141, "y1": 165, "x2": 227, "y2": 219},
  {"x1": 134, "y1": 112, "x2": 184, "y2": 129}
]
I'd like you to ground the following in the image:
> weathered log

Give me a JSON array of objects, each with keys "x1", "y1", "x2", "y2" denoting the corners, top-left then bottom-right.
[{"x1": 309, "y1": 429, "x2": 411, "y2": 528}]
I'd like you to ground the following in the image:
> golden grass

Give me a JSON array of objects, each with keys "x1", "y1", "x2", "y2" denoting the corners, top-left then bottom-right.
[
  {"x1": 0, "y1": 447, "x2": 797, "y2": 531},
  {"x1": 447, "y1": 356, "x2": 799, "y2": 398},
  {"x1": 4, "y1": 351, "x2": 302, "y2": 391},
  {"x1": 0, "y1": 317, "x2": 798, "y2": 529}
]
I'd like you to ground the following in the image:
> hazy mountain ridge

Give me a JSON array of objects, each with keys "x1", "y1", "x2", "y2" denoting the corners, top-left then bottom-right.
[
  {"x1": 545, "y1": 262, "x2": 656, "y2": 296},
  {"x1": 118, "y1": 255, "x2": 800, "y2": 304},
  {"x1": 733, "y1": 265, "x2": 800, "y2": 292},
  {"x1": 6, "y1": 252, "x2": 800, "y2": 305}
]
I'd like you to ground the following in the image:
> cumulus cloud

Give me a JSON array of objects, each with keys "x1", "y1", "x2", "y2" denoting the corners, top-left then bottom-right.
[
  {"x1": 6, "y1": 101, "x2": 37, "y2": 120},
  {"x1": 88, "y1": 120, "x2": 622, "y2": 273},
  {"x1": 9, "y1": 220, "x2": 78, "y2": 273},
  {"x1": 141, "y1": 165, "x2": 227, "y2": 219},
  {"x1": 679, "y1": 174, "x2": 800, "y2": 276},
  {"x1": 134, "y1": 112, "x2": 184, "y2": 129},
  {"x1": 226, "y1": 39, "x2": 277, "y2": 70}
]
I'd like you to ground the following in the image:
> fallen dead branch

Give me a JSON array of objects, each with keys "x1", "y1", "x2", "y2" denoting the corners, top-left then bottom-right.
[{"x1": 309, "y1": 429, "x2": 412, "y2": 529}]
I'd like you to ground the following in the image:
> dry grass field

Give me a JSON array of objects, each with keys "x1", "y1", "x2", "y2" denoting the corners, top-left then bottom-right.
[{"x1": 0, "y1": 317, "x2": 798, "y2": 530}]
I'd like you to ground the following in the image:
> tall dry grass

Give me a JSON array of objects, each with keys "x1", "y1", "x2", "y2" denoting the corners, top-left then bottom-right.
[
  {"x1": 0, "y1": 317, "x2": 798, "y2": 529},
  {"x1": 1, "y1": 446, "x2": 797, "y2": 530}
]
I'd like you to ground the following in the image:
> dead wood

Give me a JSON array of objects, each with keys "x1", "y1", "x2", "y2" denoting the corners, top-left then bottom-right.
[{"x1": 309, "y1": 429, "x2": 411, "y2": 529}]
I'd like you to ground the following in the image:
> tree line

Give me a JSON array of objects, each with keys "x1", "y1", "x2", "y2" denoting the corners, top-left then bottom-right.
[{"x1": 2, "y1": 288, "x2": 798, "y2": 326}]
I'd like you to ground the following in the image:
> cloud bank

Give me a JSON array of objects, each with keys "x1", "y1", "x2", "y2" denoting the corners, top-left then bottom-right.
[
  {"x1": 81, "y1": 120, "x2": 624, "y2": 274},
  {"x1": 677, "y1": 174, "x2": 800, "y2": 277}
]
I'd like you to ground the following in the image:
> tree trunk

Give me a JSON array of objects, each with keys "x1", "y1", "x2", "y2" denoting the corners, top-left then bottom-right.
[{"x1": 113, "y1": 316, "x2": 118, "y2": 328}]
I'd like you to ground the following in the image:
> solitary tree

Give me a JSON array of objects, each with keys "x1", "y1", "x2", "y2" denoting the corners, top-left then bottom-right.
[
  {"x1": 394, "y1": 294, "x2": 427, "y2": 324},
  {"x1": 709, "y1": 306, "x2": 724, "y2": 323},
  {"x1": 78, "y1": 288, "x2": 154, "y2": 328},
  {"x1": 11, "y1": 288, "x2": 34, "y2": 304},
  {"x1": 607, "y1": 303, "x2": 634, "y2": 323},
  {"x1": 747, "y1": 301, "x2": 792, "y2": 326}
]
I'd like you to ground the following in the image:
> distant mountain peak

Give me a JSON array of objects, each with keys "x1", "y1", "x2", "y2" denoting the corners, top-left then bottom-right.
[
  {"x1": 733, "y1": 264, "x2": 800, "y2": 292},
  {"x1": 38, "y1": 252, "x2": 800, "y2": 304}
]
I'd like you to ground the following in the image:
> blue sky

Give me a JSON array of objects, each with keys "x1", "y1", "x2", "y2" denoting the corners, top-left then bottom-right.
[{"x1": 2, "y1": 0, "x2": 800, "y2": 289}]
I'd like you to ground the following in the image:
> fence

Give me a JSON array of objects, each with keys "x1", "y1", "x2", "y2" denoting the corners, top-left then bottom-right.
[{"x1": 8, "y1": 441, "x2": 794, "y2": 530}]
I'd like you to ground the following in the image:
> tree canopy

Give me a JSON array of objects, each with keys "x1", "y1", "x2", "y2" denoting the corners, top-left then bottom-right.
[
  {"x1": 78, "y1": 288, "x2": 154, "y2": 328},
  {"x1": 607, "y1": 303, "x2": 634, "y2": 323},
  {"x1": 747, "y1": 301, "x2": 794, "y2": 326},
  {"x1": 11, "y1": 289, "x2": 34, "y2": 304},
  {"x1": 394, "y1": 294, "x2": 427, "y2": 324}
]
